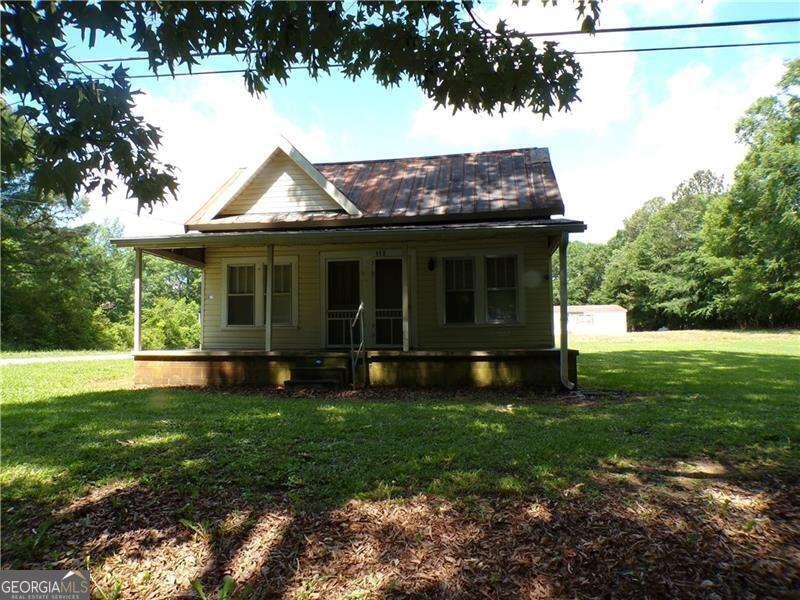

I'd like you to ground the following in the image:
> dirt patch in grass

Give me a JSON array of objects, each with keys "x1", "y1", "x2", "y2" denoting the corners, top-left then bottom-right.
[{"x1": 6, "y1": 461, "x2": 797, "y2": 599}]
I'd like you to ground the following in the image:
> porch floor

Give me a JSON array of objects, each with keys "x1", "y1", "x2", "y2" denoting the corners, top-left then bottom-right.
[
  {"x1": 132, "y1": 348, "x2": 578, "y2": 388},
  {"x1": 133, "y1": 348, "x2": 562, "y2": 358}
]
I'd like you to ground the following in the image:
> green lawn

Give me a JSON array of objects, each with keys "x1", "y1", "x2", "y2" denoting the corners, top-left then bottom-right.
[
  {"x1": 1, "y1": 330, "x2": 798, "y2": 597},
  {"x1": 0, "y1": 349, "x2": 129, "y2": 359}
]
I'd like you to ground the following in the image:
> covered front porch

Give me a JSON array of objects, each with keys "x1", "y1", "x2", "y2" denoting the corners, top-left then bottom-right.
[{"x1": 119, "y1": 219, "x2": 581, "y2": 389}]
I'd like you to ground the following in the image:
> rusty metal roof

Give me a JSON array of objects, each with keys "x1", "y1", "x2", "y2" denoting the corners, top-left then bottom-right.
[
  {"x1": 315, "y1": 147, "x2": 563, "y2": 218},
  {"x1": 186, "y1": 145, "x2": 567, "y2": 232}
]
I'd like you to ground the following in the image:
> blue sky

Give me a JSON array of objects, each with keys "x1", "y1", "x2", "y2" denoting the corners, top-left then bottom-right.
[{"x1": 77, "y1": 0, "x2": 800, "y2": 242}]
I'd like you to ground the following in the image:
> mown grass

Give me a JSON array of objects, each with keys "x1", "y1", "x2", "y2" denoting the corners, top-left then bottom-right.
[
  {"x1": 0, "y1": 349, "x2": 129, "y2": 359},
  {"x1": 2, "y1": 331, "x2": 798, "y2": 521}
]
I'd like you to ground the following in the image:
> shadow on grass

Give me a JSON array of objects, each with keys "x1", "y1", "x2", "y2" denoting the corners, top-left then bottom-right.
[{"x1": 2, "y1": 350, "x2": 799, "y2": 596}]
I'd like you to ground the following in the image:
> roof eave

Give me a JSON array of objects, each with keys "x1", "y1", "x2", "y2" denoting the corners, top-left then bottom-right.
[
  {"x1": 112, "y1": 218, "x2": 587, "y2": 248},
  {"x1": 185, "y1": 208, "x2": 564, "y2": 233}
]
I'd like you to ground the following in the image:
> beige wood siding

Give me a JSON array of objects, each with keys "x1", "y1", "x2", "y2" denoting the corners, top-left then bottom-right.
[
  {"x1": 202, "y1": 245, "x2": 322, "y2": 350},
  {"x1": 414, "y1": 237, "x2": 554, "y2": 349},
  {"x1": 201, "y1": 236, "x2": 555, "y2": 351},
  {"x1": 218, "y1": 150, "x2": 342, "y2": 216}
]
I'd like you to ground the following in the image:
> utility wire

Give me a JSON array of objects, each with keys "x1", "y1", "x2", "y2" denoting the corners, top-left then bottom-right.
[
  {"x1": 124, "y1": 68, "x2": 254, "y2": 79},
  {"x1": 77, "y1": 51, "x2": 254, "y2": 65},
  {"x1": 523, "y1": 16, "x2": 800, "y2": 38},
  {"x1": 72, "y1": 16, "x2": 800, "y2": 65},
  {"x1": 72, "y1": 39, "x2": 800, "y2": 80},
  {"x1": 575, "y1": 39, "x2": 800, "y2": 55}
]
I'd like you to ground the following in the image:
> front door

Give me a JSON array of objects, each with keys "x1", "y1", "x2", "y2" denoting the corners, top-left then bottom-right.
[
  {"x1": 374, "y1": 258, "x2": 403, "y2": 347},
  {"x1": 326, "y1": 260, "x2": 360, "y2": 347}
]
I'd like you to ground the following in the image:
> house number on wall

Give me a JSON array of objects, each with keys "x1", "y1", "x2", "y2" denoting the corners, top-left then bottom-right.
[{"x1": 375, "y1": 250, "x2": 387, "y2": 257}]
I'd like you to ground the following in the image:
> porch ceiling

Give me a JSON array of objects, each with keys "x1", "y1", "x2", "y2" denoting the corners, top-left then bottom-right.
[{"x1": 143, "y1": 247, "x2": 205, "y2": 267}]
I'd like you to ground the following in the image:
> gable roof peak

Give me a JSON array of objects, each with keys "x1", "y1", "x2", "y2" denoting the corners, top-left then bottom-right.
[{"x1": 185, "y1": 136, "x2": 361, "y2": 229}]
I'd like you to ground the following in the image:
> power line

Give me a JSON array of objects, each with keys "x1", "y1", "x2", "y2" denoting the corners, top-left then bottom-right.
[
  {"x1": 76, "y1": 51, "x2": 247, "y2": 65},
  {"x1": 524, "y1": 16, "x2": 800, "y2": 38},
  {"x1": 575, "y1": 39, "x2": 800, "y2": 55},
  {"x1": 72, "y1": 16, "x2": 800, "y2": 65},
  {"x1": 73, "y1": 39, "x2": 800, "y2": 80},
  {"x1": 125, "y1": 68, "x2": 254, "y2": 79}
]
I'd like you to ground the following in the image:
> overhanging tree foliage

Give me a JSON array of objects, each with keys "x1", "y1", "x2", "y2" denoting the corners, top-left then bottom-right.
[{"x1": 1, "y1": 0, "x2": 600, "y2": 211}]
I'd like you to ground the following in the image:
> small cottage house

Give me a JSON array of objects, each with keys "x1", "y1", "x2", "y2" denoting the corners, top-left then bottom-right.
[{"x1": 114, "y1": 138, "x2": 585, "y2": 388}]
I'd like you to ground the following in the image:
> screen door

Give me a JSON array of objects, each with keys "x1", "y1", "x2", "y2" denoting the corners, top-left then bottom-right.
[
  {"x1": 327, "y1": 260, "x2": 360, "y2": 347},
  {"x1": 374, "y1": 258, "x2": 403, "y2": 346}
]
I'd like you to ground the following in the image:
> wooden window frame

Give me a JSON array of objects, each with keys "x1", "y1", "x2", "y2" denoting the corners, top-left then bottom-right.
[
  {"x1": 484, "y1": 255, "x2": 520, "y2": 325},
  {"x1": 221, "y1": 255, "x2": 298, "y2": 330},
  {"x1": 436, "y1": 248, "x2": 525, "y2": 328},
  {"x1": 223, "y1": 263, "x2": 256, "y2": 327},
  {"x1": 442, "y1": 256, "x2": 477, "y2": 325}
]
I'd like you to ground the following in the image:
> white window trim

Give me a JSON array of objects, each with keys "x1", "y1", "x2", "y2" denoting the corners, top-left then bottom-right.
[
  {"x1": 221, "y1": 256, "x2": 298, "y2": 329},
  {"x1": 436, "y1": 248, "x2": 526, "y2": 327},
  {"x1": 263, "y1": 256, "x2": 299, "y2": 328},
  {"x1": 222, "y1": 262, "x2": 257, "y2": 328}
]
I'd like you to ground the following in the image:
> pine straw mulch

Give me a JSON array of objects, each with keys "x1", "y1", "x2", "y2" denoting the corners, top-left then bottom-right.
[{"x1": 8, "y1": 460, "x2": 799, "y2": 599}]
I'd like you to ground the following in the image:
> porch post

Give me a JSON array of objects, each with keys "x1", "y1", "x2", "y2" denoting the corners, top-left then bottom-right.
[
  {"x1": 265, "y1": 244, "x2": 274, "y2": 352},
  {"x1": 559, "y1": 232, "x2": 574, "y2": 389},
  {"x1": 402, "y1": 253, "x2": 410, "y2": 352},
  {"x1": 199, "y1": 267, "x2": 205, "y2": 350},
  {"x1": 133, "y1": 248, "x2": 142, "y2": 352}
]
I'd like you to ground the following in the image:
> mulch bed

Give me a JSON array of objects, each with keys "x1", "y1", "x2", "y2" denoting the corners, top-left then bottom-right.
[{"x1": 6, "y1": 462, "x2": 798, "y2": 599}]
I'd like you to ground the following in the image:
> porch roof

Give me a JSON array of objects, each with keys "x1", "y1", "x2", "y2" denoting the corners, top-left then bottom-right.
[{"x1": 113, "y1": 218, "x2": 586, "y2": 257}]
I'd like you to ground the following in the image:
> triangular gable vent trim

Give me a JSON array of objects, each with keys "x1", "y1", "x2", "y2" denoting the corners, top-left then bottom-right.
[{"x1": 187, "y1": 137, "x2": 361, "y2": 227}]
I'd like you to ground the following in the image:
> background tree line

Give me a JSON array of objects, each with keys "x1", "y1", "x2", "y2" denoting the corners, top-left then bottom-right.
[
  {"x1": 554, "y1": 61, "x2": 799, "y2": 330},
  {"x1": 1, "y1": 196, "x2": 201, "y2": 351},
  {"x1": 1, "y1": 100, "x2": 201, "y2": 351}
]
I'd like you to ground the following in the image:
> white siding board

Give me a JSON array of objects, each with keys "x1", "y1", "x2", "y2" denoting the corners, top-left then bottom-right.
[{"x1": 218, "y1": 151, "x2": 342, "y2": 217}]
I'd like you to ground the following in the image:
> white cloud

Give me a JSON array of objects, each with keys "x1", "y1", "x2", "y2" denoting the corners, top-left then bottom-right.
[
  {"x1": 619, "y1": 0, "x2": 723, "y2": 21},
  {"x1": 558, "y1": 55, "x2": 786, "y2": 242},
  {"x1": 83, "y1": 76, "x2": 332, "y2": 236},
  {"x1": 409, "y1": 0, "x2": 638, "y2": 145}
]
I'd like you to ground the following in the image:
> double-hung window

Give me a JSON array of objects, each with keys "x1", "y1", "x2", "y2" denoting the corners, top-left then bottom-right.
[
  {"x1": 444, "y1": 257, "x2": 476, "y2": 324},
  {"x1": 441, "y1": 253, "x2": 521, "y2": 326},
  {"x1": 226, "y1": 265, "x2": 255, "y2": 325},
  {"x1": 485, "y1": 256, "x2": 518, "y2": 323},
  {"x1": 264, "y1": 263, "x2": 293, "y2": 325}
]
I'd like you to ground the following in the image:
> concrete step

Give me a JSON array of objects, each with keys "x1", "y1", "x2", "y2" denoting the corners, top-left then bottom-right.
[
  {"x1": 287, "y1": 366, "x2": 349, "y2": 387},
  {"x1": 283, "y1": 378, "x2": 341, "y2": 390}
]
